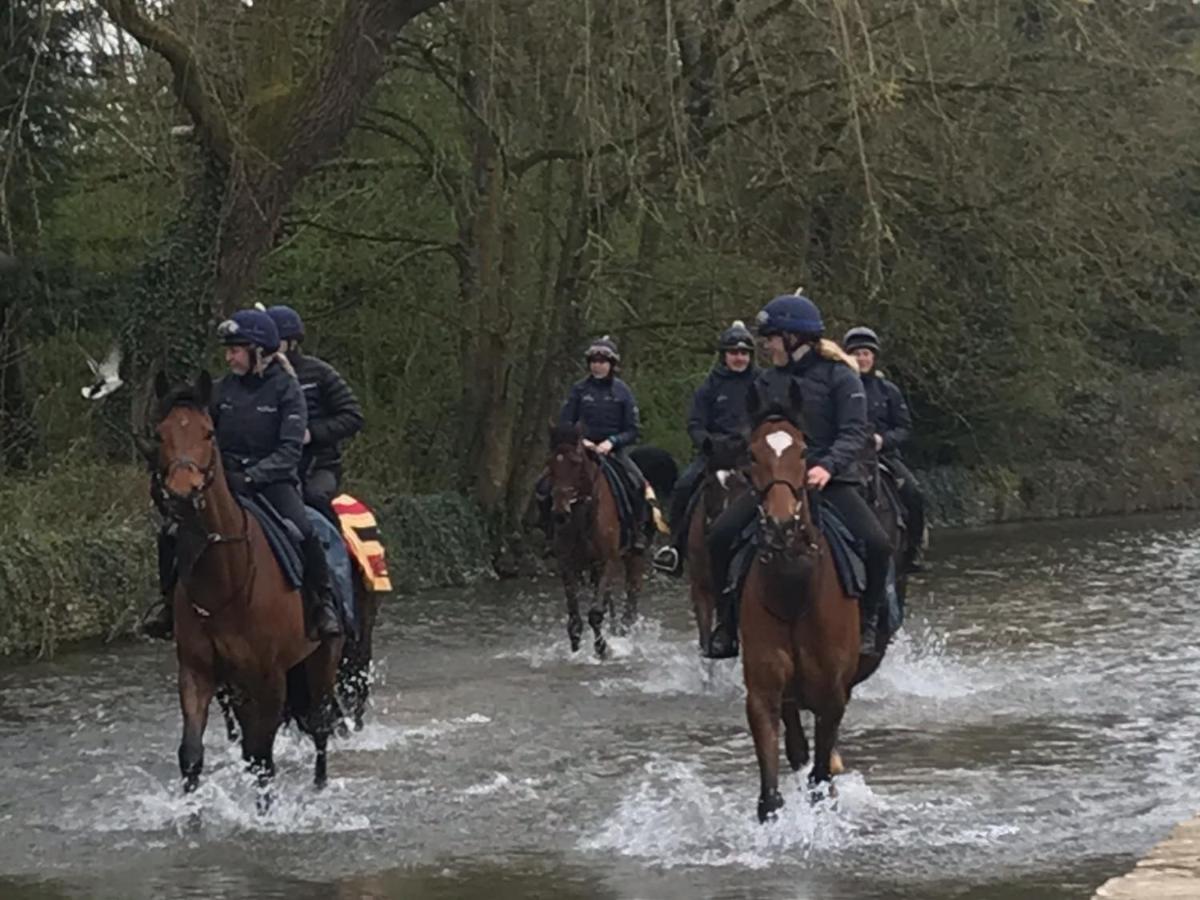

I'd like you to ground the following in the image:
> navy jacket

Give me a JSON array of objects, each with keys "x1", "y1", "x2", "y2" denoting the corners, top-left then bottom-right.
[
  {"x1": 213, "y1": 359, "x2": 307, "y2": 487},
  {"x1": 863, "y1": 371, "x2": 912, "y2": 459},
  {"x1": 289, "y1": 351, "x2": 364, "y2": 473},
  {"x1": 756, "y1": 346, "x2": 869, "y2": 485},
  {"x1": 687, "y1": 362, "x2": 759, "y2": 450},
  {"x1": 558, "y1": 375, "x2": 640, "y2": 448}
]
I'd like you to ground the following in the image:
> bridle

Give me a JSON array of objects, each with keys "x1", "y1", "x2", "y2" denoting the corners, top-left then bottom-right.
[
  {"x1": 752, "y1": 429, "x2": 821, "y2": 563},
  {"x1": 550, "y1": 443, "x2": 603, "y2": 522},
  {"x1": 153, "y1": 420, "x2": 253, "y2": 619}
]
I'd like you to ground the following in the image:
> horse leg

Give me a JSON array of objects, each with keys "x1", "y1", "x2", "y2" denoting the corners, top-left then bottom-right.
[
  {"x1": 216, "y1": 684, "x2": 239, "y2": 743},
  {"x1": 620, "y1": 552, "x2": 645, "y2": 632},
  {"x1": 177, "y1": 661, "x2": 215, "y2": 794},
  {"x1": 351, "y1": 590, "x2": 381, "y2": 731},
  {"x1": 562, "y1": 566, "x2": 584, "y2": 653},
  {"x1": 782, "y1": 699, "x2": 809, "y2": 773},
  {"x1": 809, "y1": 702, "x2": 848, "y2": 799},
  {"x1": 240, "y1": 673, "x2": 286, "y2": 813},
  {"x1": 590, "y1": 560, "x2": 621, "y2": 658},
  {"x1": 305, "y1": 639, "x2": 342, "y2": 789}
]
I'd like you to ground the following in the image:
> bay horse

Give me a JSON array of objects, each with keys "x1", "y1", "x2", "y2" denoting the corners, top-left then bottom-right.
[
  {"x1": 739, "y1": 380, "x2": 879, "y2": 822},
  {"x1": 547, "y1": 423, "x2": 645, "y2": 658},
  {"x1": 686, "y1": 434, "x2": 752, "y2": 652},
  {"x1": 145, "y1": 371, "x2": 343, "y2": 801}
]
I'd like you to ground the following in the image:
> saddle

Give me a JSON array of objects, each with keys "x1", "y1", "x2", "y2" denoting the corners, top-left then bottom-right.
[
  {"x1": 727, "y1": 495, "x2": 903, "y2": 633},
  {"x1": 237, "y1": 494, "x2": 358, "y2": 638},
  {"x1": 593, "y1": 452, "x2": 646, "y2": 551}
]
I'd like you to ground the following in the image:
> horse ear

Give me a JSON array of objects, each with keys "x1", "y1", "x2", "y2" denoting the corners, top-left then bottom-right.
[
  {"x1": 195, "y1": 370, "x2": 213, "y2": 406},
  {"x1": 573, "y1": 422, "x2": 583, "y2": 439},
  {"x1": 153, "y1": 370, "x2": 170, "y2": 400},
  {"x1": 701, "y1": 435, "x2": 714, "y2": 457}
]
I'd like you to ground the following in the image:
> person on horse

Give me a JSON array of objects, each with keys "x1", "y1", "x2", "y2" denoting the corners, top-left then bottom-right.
[
  {"x1": 141, "y1": 309, "x2": 342, "y2": 641},
  {"x1": 704, "y1": 293, "x2": 891, "y2": 660},
  {"x1": 652, "y1": 320, "x2": 758, "y2": 576},
  {"x1": 552, "y1": 335, "x2": 650, "y2": 548},
  {"x1": 265, "y1": 305, "x2": 364, "y2": 525},
  {"x1": 843, "y1": 325, "x2": 927, "y2": 572}
]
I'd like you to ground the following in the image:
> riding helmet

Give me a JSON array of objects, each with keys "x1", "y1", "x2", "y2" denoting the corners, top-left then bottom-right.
[
  {"x1": 842, "y1": 326, "x2": 881, "y2": 355},
  {"x1": 217, "y1": 309, "x2": 280, "y2": 354},
  {"x1": 585, "y1": 335, "x2": 620, "y2": 363},
  {"x1": 266, "y1": 305, "x2": 305, "y2": 342},
  {"x1": 754, "y1": 294, "x2": 824, "y2": 337},
  {"x1": 717, "y1": 320, "x2": 755, "y2": 352}
]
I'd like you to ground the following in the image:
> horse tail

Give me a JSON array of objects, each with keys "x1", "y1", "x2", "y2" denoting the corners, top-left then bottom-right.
[{"x1": 629, "y1": 445, "x2": 679, "y2": 501}]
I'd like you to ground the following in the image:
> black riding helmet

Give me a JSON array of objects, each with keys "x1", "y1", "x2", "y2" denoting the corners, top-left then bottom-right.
[
  {"x1": 843, "y1": 326, "x2": 881, "y2": 355},
  {"x1": 717, "y1": 320, "x2": 754, "y2": 352}
]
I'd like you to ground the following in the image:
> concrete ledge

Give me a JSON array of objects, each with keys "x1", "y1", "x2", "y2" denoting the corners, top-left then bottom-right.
[{"x1": 1094, "y1": 816, "x2": 1200, "y2": 899}]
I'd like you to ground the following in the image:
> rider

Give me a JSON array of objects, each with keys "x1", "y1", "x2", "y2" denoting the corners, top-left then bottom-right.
[
  {"x1": 265, "y1": 305, "x2": 364, "y2": 525},
  {"x1": 554, "y1": 335, "x2": 649, "y2": 547},
  {"x1": 843, "y1": 325, "x2": 927, "y2": 572},
  {"x1": 652, "y1": 320, "x2": 757, "y2": 576},
  {"x1": 703, "y1": 293, "x2": 890, "y2": 660},
  {"x1": 140, "y1": 309, "x2": 342, "y2": 641}
]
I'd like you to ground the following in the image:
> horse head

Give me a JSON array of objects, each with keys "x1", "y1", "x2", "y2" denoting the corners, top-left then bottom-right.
[
  {"x1": 746, "y1": 380, "x2": 819, "y2": 574},
  {"x1": 146, "y1": 370, "x2": 220, "y2": 512},
  {"x1": 546, "y1": 422, "x2": 595, "y2": 526},
  {"x1": 701, "y1": 432, "x2": 752, "y2": 519}
]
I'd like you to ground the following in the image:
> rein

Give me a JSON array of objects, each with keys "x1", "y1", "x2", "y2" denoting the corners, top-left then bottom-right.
[{"x1": 155, "y1": 430, "x2": 255, "y2": 621}]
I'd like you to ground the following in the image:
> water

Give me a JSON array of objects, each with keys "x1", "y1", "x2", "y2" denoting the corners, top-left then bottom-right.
[{"x1": 3, "y1": 513, "x2": 1200, "y2": 899}]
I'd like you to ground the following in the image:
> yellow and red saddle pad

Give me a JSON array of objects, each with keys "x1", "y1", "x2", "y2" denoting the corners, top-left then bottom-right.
[{"x1": 331, "y1": 494, "x2": 392, "y2": 593}]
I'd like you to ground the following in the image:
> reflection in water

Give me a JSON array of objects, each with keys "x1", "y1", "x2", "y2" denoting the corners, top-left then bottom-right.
[{"x1": 2, "y1": 512, "x2": 1200, "y2": 899}]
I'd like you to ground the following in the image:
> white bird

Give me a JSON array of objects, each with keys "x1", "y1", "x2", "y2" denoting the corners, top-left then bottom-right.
[{"x1": 81, "y1": 345, "x2": 123, "y2": 400}]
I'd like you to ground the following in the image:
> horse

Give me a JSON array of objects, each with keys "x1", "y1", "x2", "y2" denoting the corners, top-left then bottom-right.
[
  {"x1": 685, "y1": 433, "x2": 753, "y2": 652},
  {"x1": 144, "y1": 370, "x2": 344, "y2": 801},
  {"x1": 738, "y1": 379, "x2": 876, "y2": 823},
  {"x1": 546, "y1": 423, "x2": 646, "y2": 658}
]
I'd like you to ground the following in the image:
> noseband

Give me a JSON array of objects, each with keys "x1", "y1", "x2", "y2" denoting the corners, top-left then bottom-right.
[{"x1": 754, "y1": 478, "x2": 819, "y2": 563}]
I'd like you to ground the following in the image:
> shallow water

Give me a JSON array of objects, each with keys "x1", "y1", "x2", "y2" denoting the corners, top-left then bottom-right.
[{"x1": 2, "y1": 512, "x2": 1199, "y2": 899}]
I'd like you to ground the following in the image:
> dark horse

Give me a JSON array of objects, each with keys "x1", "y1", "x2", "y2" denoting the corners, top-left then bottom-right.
[
  {"x1": 145, "y1": 371, "x2": 344, "y2": 800},
  {"x1": 547, "y1": 423, "x2": 646, "y2": 658},
  {"x1": 739, "y1": 381, "x2": 887, "y2": 822},
  {"x1": 686, "y1": 434, "x2": 753, "y2": 652}
]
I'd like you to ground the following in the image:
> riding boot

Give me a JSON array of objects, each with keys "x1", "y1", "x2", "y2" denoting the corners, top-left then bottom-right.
[
  {"x1": 301, "y1": 534, "x2": 343, "y2": 640},
  {"x1": 140, "y1": 597, "x2": 174, "y2": 640},
  {"x1": 858, "y1": 596, "x2": 881, "y2": 657},
  {"x1": 142, "y1": 526, "x2": 177, "y2": 640},
  {"x1": 706, "y1": 587, "x2": 740, "y2": 659}
]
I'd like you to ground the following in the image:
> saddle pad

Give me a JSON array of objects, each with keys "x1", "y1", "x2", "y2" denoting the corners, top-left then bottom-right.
[
  {"x1": 331, "y1": 494, "x2": 392, "y2": 592},
  {"x1": 596, "y1": 455, "x2": 639, "y2": 551},
  {"x1": 308, "y1": 507, "x2": 358, "y2": 639},
  {"x1": 238, "y1": 493, "x2": 304, "y2": 590}
]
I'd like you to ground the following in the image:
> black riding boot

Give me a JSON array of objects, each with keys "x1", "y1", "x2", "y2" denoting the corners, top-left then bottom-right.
[
  {"x1": 706, "y1": 587, "x2": 739, "y2": 659},
  {"x1": 858, "y1": 594, "x2": 881, "y2": 657},
  {"x1": 141, "y1": 527, "x2": 177, "y2": 640},
  {"x1": 141, "y1": 597, "x2": 174, "y2": 640},
  {"x1": 301, "y1": 534, "x2": 343, "y2": 640},
  {"x1": 652, "y1": 492, "x2": 688, "y2": 575}
]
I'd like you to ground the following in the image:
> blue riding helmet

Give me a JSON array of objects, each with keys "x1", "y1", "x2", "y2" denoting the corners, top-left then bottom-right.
[
  {"x1": 217, "y1": 309, "x2": 280, "y2": 354},
  {"x1": 754, "y1": 294, "x2": 824, "y2": 337},
  {"x1": 266, "y1": 305, "x2": 305, "y2": 342},
  {"x1": 843, "y1": 326, "x2": 881, "y2": 354}
]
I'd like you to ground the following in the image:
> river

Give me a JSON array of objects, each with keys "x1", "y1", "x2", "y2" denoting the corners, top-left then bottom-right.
[{"x1": 2, "y1": 512, "x2": 1199, "y2": 899}]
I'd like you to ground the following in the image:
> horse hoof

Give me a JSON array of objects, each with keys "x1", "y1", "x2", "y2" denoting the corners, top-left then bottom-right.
[
  {"x1": 594, "y1": 638, "x2": 609, "y2": 659},
  {"x1": 829, "y1": 750, "x2": 845, "y2": 776},
  {"x1": 183, "y1": 776, "x2": 199, "y2": 794},
  {"x1": 757, "y1": 791, "x2": 784, "y2": 824},
  {"x1": 353, "y1": 713, "x2": 365, "y2": 732},
  {"x1": 569, "y1": 635, "x2": 581, "y2": 653}
]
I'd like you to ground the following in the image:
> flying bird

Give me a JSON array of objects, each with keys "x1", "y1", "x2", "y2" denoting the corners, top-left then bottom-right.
[{"x1": 81, "y1": 345, "x2": 123, "y2": 400}]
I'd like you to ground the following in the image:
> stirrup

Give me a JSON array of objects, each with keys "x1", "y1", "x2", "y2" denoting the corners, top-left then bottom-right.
[{"x1": 652, "y1": 546, "x2": 680, "y2": 575}]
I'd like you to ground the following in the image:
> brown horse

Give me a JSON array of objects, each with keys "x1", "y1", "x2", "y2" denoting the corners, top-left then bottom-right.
[
  {"x1": 739, "y1": 381, "x2": 878, "y2": 823},
  {"x1": 686, "y1": 434, "x2": 752, "y2": 652},
  {"x1": 547, "y1": 423, "x2": 645, "y2": 658},
  {"x1": 146, "y1": 371, "x2": 343, "y2": 801}
]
